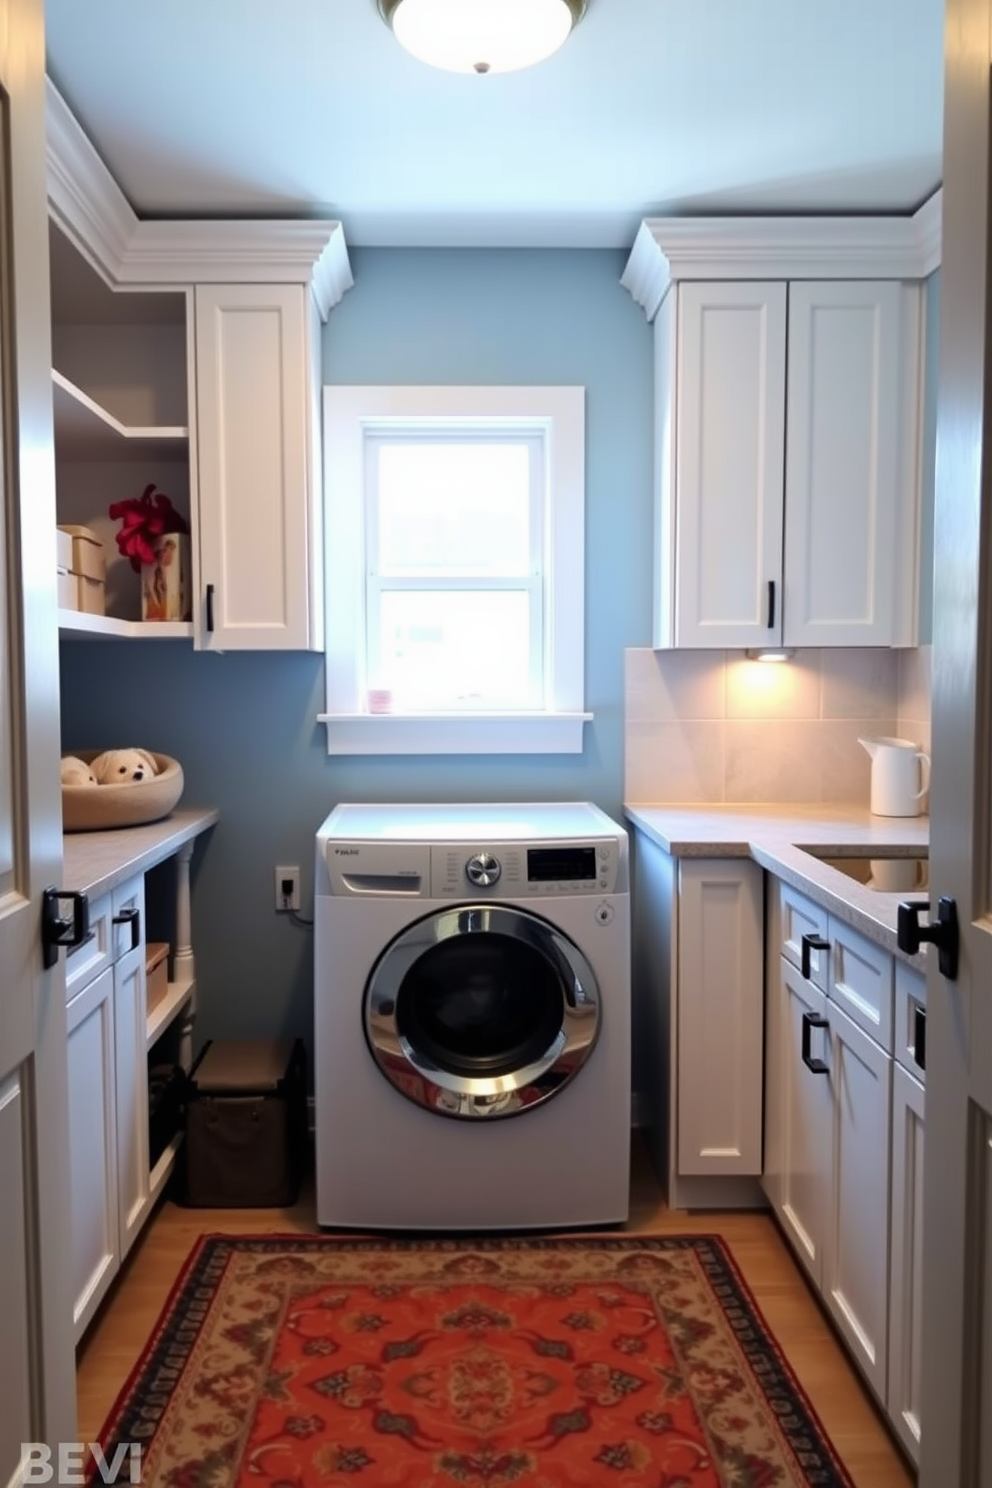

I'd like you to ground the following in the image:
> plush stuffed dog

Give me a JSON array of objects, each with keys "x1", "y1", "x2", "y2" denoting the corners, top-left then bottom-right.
[
  {"x1": 60, "y1": 755, "x2": 98, "y2": 787},
  {"x1": 90, "y1": 748, "x2": 160, "y2": 785}
]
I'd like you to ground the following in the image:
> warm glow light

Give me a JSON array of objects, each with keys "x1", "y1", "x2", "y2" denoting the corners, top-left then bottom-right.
[
  {"x1": 745, "y1": 648, "x2": 794, "y2": 663},
  {"x1": 380, "y1": 0, "x2": 583, "y2": 75}
]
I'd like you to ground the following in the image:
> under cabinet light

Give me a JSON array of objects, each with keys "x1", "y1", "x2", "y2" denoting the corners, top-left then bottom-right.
[{"x1": 745, "y1": 648, "x2": 795, "y2": 662}]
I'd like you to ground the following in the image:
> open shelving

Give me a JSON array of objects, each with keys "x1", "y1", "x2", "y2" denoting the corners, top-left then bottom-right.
[
  {"x1": 58, "y1": 609, "x2": 193, "y2": 641},
  {"x1": 52, "y1": 369, "x2": 188, "y2": 461}
]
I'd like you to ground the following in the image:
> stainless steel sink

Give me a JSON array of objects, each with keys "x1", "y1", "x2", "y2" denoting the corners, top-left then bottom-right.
[{"x1": 810, "y1": 853, "x2": 928, "y2": 893}]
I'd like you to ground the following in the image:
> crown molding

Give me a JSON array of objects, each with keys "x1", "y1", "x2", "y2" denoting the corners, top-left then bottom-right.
[
  {"x1": 621, "y1": 199, "x2": 944, "y2": 321},
  {"x1": 116, "y1": 220, "x2": 354, "y2": 318},
  {"x1": 45, "y1": 77, "x2": 136, "y2": 284},
  {"x1": 912, "y1": 189, "x2": 942, "y2": 277},
  {"x1": 45, "y1": 78, "x2": 353, "y2": 319}
]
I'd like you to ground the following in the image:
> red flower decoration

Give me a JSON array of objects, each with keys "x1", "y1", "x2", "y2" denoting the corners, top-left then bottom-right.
[{"x1": 109, "y1": 484, "x2": 189, "y2": 572}]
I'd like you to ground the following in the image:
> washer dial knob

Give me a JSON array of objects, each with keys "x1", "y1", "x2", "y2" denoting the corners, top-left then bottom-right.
[{"x1": 466, "y1": 852, "x2": 501, "y2": 887}]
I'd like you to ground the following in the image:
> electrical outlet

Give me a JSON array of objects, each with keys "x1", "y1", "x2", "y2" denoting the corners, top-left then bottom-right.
[{"x1": 275, "y1": 865, "x2": 301, "y2": 912}]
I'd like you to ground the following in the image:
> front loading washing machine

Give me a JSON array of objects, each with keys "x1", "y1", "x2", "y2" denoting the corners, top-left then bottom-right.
[{"x1": 314, "y1": 802, "x2": 630, "y2": 1230}]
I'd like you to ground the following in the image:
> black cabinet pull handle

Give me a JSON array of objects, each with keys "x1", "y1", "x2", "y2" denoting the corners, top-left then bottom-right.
[
  {"x1": 897, "y1": 897, "x2": 959, "y2": 980},
  {"x1": 767, "y1": 579, "x2": 776, "y2": 629},
  {"x1": 206, "y1": 582, "x2": 215, "y2": 634},
  {"x1": 801, "y1": 1010, "x2": 830, "y2": 1074},
  {"x1": 41, "y1": 887, "x2": 90, "y2": 971},
  {"x1": 913, "y1": 1006, "x2": 926, "y2": 1072},
  {"x1": 801, "y1": 932, "x2": 830, "y2": 981},
  {"x1": 113, "y1": 905, "x2": 141, "y2": 952}
]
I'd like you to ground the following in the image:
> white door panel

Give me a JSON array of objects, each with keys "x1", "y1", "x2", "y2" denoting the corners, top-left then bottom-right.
[
  {"x1": 0, "y1": 0, "x2": 77, "y2": 1466},
  {"x1": 920, "y1": 2, "x2": 992, "y2": 1478}
]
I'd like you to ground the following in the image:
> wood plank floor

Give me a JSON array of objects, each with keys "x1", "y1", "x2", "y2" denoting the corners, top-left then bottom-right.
[{"x1": 76, "y1": 1140, "x2": 915, "y2": 1487}]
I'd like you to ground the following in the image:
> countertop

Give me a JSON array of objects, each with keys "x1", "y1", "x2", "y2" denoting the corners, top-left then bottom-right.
[
  {"x1": 62, "y1": 806, "x2": 219, "y2": 899},
  {"x1": 624, "y1": 803, "x2": 930, "y2": 967}
]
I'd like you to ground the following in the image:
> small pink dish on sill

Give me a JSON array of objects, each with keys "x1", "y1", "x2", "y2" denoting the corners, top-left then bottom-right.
[{"x1": 62, "y1": 751, "x2": 184, "y2": 833}]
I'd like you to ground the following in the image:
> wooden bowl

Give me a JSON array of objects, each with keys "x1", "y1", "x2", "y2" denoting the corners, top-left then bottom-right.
[{"x1": 62, "y1": 752, "x2": 184, "y2": 833}]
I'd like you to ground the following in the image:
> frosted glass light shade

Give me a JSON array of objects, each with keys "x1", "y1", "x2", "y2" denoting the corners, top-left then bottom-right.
[{"x1": 379, "y1": 0, "x2": 585, "y2": 75}]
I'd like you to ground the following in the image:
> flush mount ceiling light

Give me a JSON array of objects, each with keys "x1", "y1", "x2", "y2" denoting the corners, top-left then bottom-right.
[{"x1": 377, "y1": 0, "x2": 587, "y2": 75}]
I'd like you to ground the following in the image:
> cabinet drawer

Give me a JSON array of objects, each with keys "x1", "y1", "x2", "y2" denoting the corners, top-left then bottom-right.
[
  {"x1": 64, "y1": 891, "x2": 112, "y2": 1001},
  {"x1": 828, "y1": 917, "x2": 894, "y2": 1051},
  {"x1": 111, "y1": 877, "x2": 144, "y2": 961},
  {"x1": 894, "y1": 961, "x2": 927, "y2": 1085},
  {"x1": 779, "y1": 882, "x2": 829, "y2": 989}
]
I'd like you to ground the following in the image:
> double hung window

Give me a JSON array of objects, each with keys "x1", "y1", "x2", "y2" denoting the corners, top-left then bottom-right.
[{"x1": 321, "y1": 385, "x2": 587, "y2": 754}]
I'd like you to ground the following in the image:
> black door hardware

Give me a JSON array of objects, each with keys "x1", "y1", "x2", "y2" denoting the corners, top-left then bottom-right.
[
  {"x1": 41, "y1": 887, "x2": 90, "y2": 970},
  {"x1": 801, "y1": 932, "x2": 830, "y2": 981},
  {"x1": 897, "y1": 897, "x2": 959, "y2": 980},
  {"x1": 767, "y1": 579, "x2": 776, "y2": 630},
  {"x1": 206, "y1": 582, "x2": 215, "y2": 633},
  {"x1": 913, "y1": 1006, "x2": 926, "y2": 1072},
  {"x1": 801, "y1": 1010, "x2": 830, "y2": 1074},
  {"x1": 112, "y1": 905, "x2": 141, "y2": 952}
]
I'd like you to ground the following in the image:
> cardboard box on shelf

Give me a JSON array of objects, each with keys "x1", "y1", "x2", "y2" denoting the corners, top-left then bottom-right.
[
  {"x1": 76, "y1": 574, "x2": 105, "y2": 615},
  {"x1": 55, "y1": 528, "x2": 73, "y2": 572},
  {"x1": 56, "y1": 569, "x2": 76, "y2": 608},
  {"x1": 146, "y1": 942, "x2": 170, "y2": 1013},
  {"x1": 57, "y1": 524, "x2": 105, "y2": 582}
]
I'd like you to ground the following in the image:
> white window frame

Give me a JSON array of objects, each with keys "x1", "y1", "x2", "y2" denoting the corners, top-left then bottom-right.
[{"x1": 320, "y1": 385, "x2": 590, "y2": 755}]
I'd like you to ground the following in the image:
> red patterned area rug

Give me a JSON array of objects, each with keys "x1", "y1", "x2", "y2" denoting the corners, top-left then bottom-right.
[{"x1": 90, "y1": 1234, "x2": 855, "y2": 1487}]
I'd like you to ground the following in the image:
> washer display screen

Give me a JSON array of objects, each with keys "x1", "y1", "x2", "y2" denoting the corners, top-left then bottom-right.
[{"x1": 527, "y1": 846, "x2": 596, "y2": 882}]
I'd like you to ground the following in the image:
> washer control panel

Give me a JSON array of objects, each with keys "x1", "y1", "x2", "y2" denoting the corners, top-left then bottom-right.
[{"x1": 432, "y1": 839, "x2": 619, "y2": 898}]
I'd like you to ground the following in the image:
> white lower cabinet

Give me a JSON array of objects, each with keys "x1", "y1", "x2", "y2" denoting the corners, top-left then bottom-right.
[
  {"x1": 764, "y1": 877, "x2": 926, "y2": 1459},
  {"x1": 112, "y1": 897, "x2": 151, "y2": 1260},
  {"x1": 676, "y1": 857, "x2": 764, "y2": 1176},
  {"x1": 888, "y1": 1062, "x2": 925, "y2": 1465},
  {"x1": 764, "y1": 959, "x2": 832, "y2": 1286},
  {"x1": 65, "y1": 874, "x2": 148, "y2": 1343},
  {"x1": 823, "y1": 998, "x2": 891, "y2": 1401},
  {"x1": 66, "y1": 966, "x2": 118, "y2": 1339}
]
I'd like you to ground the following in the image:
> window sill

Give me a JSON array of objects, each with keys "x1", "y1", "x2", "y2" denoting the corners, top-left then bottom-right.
[{"x1": 317, "y1": 711, "x2": 593, "y2": 756}]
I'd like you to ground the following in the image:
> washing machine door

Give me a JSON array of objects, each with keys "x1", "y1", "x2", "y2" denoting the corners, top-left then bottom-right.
[{"x1": 364, "y1": 904, "x2": 601, "y2": 1118}]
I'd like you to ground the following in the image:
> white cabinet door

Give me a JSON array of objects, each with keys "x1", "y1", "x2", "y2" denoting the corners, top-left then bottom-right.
[
  {"x1": 823, "y1": 998, "x2": 892, "y2": 1402},
  {"x1": 66, "y1": 967, "x2": 118, "y2": 1343},
  {"x1": 194, "y1": 283, "x2": 320, "y2": 651},
  {"x1": 677, "y1": 857, "x2": 763, "y2": 1174},
  {"x1": 765, "y1": 959, "x2": 833, "y2": 1287},
  {"x1": 783, "y1": 281, "x2": 906, "y2": 648},
  {"x1": 112, "y1": 877, "x2": 149, "y2": 1259},
  {"x1": 888, "y1": 1061, "x2": 925, "y2": 1465},
  {"x1": 669, "y1": 282, "x2": 787, "y2": 648}
]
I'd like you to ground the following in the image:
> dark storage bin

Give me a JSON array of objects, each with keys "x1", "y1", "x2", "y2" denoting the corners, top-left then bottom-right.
[
  {"x1": 148, "y1": 1062, "x2": 186, "y2": 1168},
  {"x1": 181, "y1": 1038, "x2": 307, "y2": 1207}
]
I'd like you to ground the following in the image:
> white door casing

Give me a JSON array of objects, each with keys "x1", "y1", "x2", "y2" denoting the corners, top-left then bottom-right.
[
  {"x1": 0, "y1": 0, "x2": 77, "y2": 1471},
  {"x1": 920, "y1": 0, "x2": 992, "y2": 1479}
]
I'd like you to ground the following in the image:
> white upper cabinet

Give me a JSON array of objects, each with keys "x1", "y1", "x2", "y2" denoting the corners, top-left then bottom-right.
[
  {"x1": 194, "y1": 284, "x2": 322, "y2": 650},
  {"x1": 666, "y1": 282, "x2": 787, "y2": 647},
  {"x1": 45, "y1": 79, "x2": 352, "y2": 651},
  {"x1": 623, "y1": 209, "x2": 940, "y2": 650}
]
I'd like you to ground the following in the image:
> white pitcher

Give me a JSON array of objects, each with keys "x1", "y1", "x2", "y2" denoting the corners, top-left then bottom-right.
[{"x1": 858, "y1": 735, "x2": 931, "y2": 817}]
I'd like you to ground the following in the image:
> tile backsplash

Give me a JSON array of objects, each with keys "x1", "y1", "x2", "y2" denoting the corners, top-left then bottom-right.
[{"x1": 625, "y1": 646, "x2": 933, "y2": 805}]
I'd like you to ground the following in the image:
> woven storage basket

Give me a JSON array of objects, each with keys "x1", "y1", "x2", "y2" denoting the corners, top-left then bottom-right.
[{"x1": 62, "y1": 751, "x2": 184, "y2": 833}]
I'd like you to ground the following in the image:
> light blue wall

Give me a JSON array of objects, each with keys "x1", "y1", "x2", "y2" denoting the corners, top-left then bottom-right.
[{"x1": 59, "y1": 248, "x2": 655, "y2": 1053}]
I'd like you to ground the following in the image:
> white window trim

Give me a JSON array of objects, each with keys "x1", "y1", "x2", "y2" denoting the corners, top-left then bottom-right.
[{"x1": 320, "y1": 385, "x2": 591, "y2": 755}]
